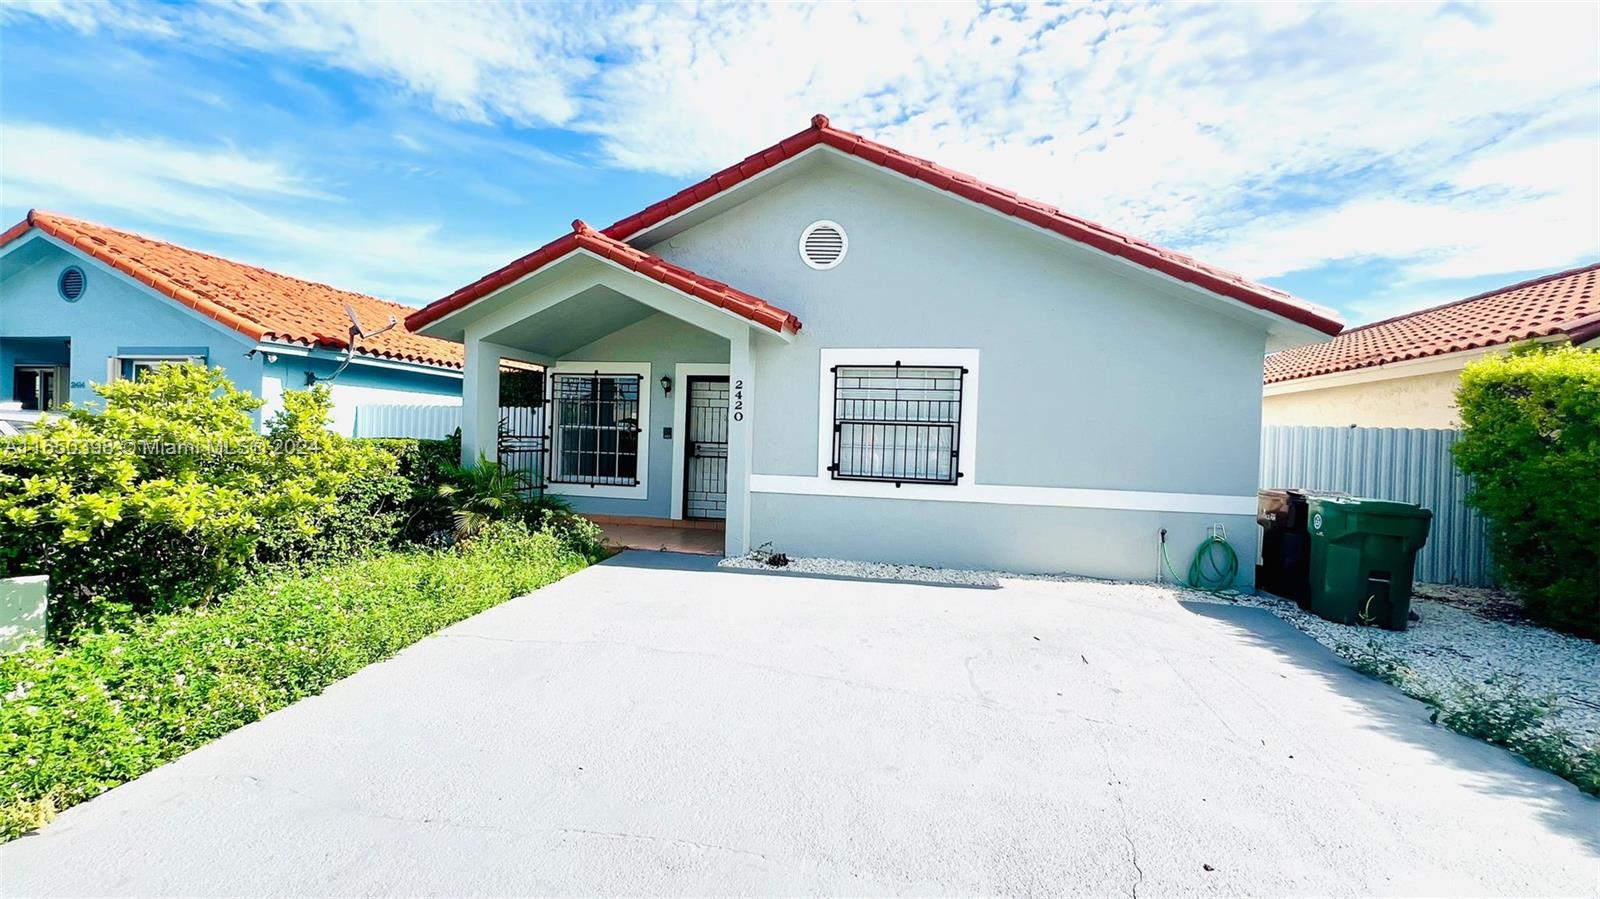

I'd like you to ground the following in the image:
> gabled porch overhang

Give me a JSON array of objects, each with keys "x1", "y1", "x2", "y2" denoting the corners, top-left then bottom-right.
[{"x1": 411, "y1": 222, "x2": 801, "y2": 558}]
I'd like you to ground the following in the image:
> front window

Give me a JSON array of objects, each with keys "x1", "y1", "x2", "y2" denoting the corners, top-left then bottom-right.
[
  {"x1": 830, "y1": 364, "x2": 965, "y2": 485},
  {"x1": 551, "y1": 372, "x2": 642, "y2": 486}
]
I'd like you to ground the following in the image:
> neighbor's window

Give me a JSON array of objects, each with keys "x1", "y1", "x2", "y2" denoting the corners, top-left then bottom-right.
[
  {"x1": 119, "y1": 357, "x2": 204, "y2": 381},
  {"x1": 829, "y1": 364, "x2": 966, "y2": 485},
  {"x1": 551, "y1": 372, "x2": 642, "y2": 486}
]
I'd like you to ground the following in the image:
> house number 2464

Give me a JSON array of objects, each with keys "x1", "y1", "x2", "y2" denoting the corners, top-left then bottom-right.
[{"x1": 732, "y1": 380, "x2": 745, "y2": 422}]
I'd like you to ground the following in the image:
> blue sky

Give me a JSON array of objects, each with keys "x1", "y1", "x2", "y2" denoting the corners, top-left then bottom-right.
[{"x1": 1, "y1": 1, "x2": 1596, "y2": 328}]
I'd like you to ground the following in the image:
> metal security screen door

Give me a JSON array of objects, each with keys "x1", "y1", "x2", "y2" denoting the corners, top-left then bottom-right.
[
  {"x1": 551, "y1": 373, "x2": 642, "y2": 486},
  {"x1": 683, "y1": 376, "x2": 730, "y2": 519},
  {"x1": 830, "y1": 364, "x2": 965, "y2": 485}
]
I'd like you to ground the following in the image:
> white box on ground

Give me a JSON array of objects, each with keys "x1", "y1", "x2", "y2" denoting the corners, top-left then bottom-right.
[{"x1": 0, "y1": 575, "x2": 48, "y2": 652}]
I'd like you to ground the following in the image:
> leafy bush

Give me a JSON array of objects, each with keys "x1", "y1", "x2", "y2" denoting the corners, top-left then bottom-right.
[
  {"x1": 430, "y1": 456, "x2": 610, "y2": 562},
  {"x1": 1454, "y1": 345, "x2": 1600, "y2": 638},
  {"x1": 438, "y1": 455, "x2": 543, "y2": 539},
  {"x1": 0, "y1": 365, "x2": 397, "y2": 635},
  {"x1": 0, "y1": 521, "x2": 588, "y2": 839},
  {"x1": 361, "y1": 434, "x2": 461, "y2": 543},
  {"x1": 254, "y1": 390, "x2": 410, "y2": 569}
]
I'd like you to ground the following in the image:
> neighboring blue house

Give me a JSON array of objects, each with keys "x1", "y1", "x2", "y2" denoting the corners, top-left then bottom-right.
[{"x1": 0, "y1": 211, "x2": 462, "y2": 434}]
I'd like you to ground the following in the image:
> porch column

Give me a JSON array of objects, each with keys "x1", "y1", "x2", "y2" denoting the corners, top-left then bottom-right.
[
  {"x1": 724, "y1": 328, "x2": 753, "y2": 557},
  {"x1": 460, "y1": 333, "x2": 502, "y2": 467}
]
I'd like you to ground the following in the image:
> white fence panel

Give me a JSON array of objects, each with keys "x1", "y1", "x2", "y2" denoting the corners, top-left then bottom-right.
[
  {"x1": 1260, "y1": 425, "x2": 1494, "y2": 586},
  {"x1": 352, "y1": 404, "x2": 463, "y2": 439},
  {"x1": 352, "y1": 405, "x2": 546, "y2": 446}
]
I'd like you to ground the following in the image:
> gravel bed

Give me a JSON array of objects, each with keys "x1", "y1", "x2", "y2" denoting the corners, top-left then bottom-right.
[{"x1": 721, "y1": 554, "x2": 1600, "y2": 746}]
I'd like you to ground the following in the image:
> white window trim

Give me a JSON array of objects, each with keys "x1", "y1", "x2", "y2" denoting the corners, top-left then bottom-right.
[
  {"x1": 669, "y1": 362, "x2": 731, "y2": 520},
  {"x1": 814, "y1": 348, "x2": 980, "y2": 499},
  {"x1": 545, "y1": 361, "x2": 651, "y2": 501},
  {"x1": 110, "y1": 354, "x2": 206, "y2": 382}
]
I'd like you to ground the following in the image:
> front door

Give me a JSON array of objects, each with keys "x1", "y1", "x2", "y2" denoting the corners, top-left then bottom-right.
[
  {"x1": 683, "y1": 376, "x2": 730, "y2": 520},
  {"x1": 13, "y1": 365, "x2": 63, "y2": 411}
]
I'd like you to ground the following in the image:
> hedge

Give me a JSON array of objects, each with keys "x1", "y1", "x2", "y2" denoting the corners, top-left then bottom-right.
[
  {"x1": 0, "y1": 522, "x2": 588, "y2": 840},
  {"x1": 0, "y1": 365, "x2": 403, "y2": 636},
  {"x1": 1453, "y1": 344, "x2": 1600, "y2": 638}
]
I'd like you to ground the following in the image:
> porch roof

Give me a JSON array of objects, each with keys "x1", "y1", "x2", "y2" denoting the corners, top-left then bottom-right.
[{"x1": 407, "y1": 220, "x2": 800, "y2": 336}]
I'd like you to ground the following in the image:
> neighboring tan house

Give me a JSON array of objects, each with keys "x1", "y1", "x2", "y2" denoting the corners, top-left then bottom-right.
[
  {"x1": 1264, "y1": 264, "x2": 1600, "y2": 428},
  {"x1": 0, "y1": 211, "x2": 463, "y2": 435},
  {"x1": 407, "y1": 115, "x2": 1344, "y2": 580}
]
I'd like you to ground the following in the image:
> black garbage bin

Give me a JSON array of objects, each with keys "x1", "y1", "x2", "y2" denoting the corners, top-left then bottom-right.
[{"x1": 1258, "y1": 489, "x2": 1347, "y2": 605}]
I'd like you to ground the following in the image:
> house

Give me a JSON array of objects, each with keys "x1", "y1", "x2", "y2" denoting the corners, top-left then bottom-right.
[
  {"x1": 407, "y1": 115, "x2": 1344, "y2": 579},
  {"x1": 0, "y1": 211, "x2": 463, "y2": 434},
  {"x1": 1264, "y1": 264, "x2": 1599, "y2": 428}
]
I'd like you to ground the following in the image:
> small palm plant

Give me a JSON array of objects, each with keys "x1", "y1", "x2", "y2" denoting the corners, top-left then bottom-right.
[{"x1": 436, "y1": 456, "x2": 533, "y2": 540}]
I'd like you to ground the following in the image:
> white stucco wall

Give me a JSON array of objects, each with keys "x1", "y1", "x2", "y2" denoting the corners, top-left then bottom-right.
[
  {"x1": 1263, "y1": 370, "x2": 1464, "y2": 429},
  {"x1": 639, "y1": 154, "x2": 1277, "y2": 579}
]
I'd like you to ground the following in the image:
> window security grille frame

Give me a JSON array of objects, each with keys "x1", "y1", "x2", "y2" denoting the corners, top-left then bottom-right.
[
  {"x1": 828, "y1": 362, "x2": 967, "y2": 486},
  {"x1": 549, "y1": 371, "x2": 644, "y2": 488}
]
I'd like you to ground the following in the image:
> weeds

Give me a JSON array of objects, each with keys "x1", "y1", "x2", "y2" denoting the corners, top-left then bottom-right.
[{"x1": 1340, "y1": 643, "x2": 1599, "y2": 797}]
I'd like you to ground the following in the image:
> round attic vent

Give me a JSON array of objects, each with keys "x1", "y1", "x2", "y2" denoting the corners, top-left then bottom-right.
[
  {"x1": 799, "y1": 220, "x2": 847, "y2": 270},
  {"x1": 58, "y1": 266, "x2": 86, "y2": 302}
]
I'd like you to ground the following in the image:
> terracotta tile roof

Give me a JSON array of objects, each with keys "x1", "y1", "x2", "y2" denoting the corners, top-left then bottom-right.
[
  {"x1": 412, "y1": 115, "x2": 1341, "y2": 337},
  {"x1": 406, "y1": 220, "x2": 801, "y2": 335},
  {"x1": 1264, "y1": 263, "x2": 1600, "y2": 384},
  {"x1": 2, "y1": 210, "x2": 463, "y2": 369}
]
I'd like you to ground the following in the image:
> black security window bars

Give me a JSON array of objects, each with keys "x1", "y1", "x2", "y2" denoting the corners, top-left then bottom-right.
[
  {"x1": 551, "y1": 373, "x2": 642, "y2": 487},
  {"x1": 830, "y1": 364, "x2": 965, "y2": 485}
]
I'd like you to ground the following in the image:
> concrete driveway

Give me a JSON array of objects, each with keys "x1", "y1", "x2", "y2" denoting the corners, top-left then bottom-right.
[{"x1": 3, "y1": 552, "x2": 1595, "y2": 897}]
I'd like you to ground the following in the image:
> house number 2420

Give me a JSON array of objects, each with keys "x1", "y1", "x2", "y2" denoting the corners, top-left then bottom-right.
[{"x1": 732, "y1": 380, "x2": 744, "y2": 422}]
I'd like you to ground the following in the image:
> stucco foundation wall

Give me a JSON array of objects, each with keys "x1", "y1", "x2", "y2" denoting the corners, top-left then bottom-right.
[
  {"x1": 752, "y1": 492, "x2": 1257, "y2": 586},
  {"x1": 1262, "y1": 371, "x2": 1464, "y2": 429}
]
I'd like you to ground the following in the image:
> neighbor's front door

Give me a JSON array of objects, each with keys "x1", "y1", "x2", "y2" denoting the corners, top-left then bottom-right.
[
  {"x1": 683, "y1": 376, "x2": 730, "y2": 520},
  {"x1": 13, "y1": 365, "x2": 63, "y2": 411}
]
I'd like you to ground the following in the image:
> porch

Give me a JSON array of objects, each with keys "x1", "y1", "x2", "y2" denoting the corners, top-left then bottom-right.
[
  {"x1": 412, "y1": 223, "x2": 800, "y2": 558},
  {"x1": 589, "y1": 515, "x2": 726, "y2": 556}
]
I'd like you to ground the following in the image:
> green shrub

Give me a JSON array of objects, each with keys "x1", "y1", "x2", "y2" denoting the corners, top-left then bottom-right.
[
  {"x1": 0, "y1": 366, "x2": 397, "y2": 635},
  {"x1": 362, "y1": 434, "x2": 461, "y2": 543},
  {"x1": 255, "y1": 391, "x2": 410, "y2": 569},
  {"x1": 1453, "y1": 344, "x2": 1600, "y2": 638},
  {"x1": 0, "y1": 521, "x2": 588, "y2": 840},
  {"x1": 359, "y1": 438, "x2": 608, "y2": 562}
]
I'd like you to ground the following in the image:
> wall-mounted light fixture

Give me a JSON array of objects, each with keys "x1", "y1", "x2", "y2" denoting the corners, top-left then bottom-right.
[{"x1": 660, "y1": 374, "x2": 673, "y2": 396}]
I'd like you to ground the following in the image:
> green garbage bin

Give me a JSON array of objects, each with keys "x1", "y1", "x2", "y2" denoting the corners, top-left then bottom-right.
[{"x1": 1305, "y1": 496, "x2": 1433, "y2": 630}]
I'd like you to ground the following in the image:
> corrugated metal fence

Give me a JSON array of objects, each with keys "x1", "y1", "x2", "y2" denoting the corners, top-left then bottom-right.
[
  {"x1": 352, "y1": 404, "x2": 545, "y2": 441},
  {"x1": 1260, "y1": 425, "x2": 1495, "y2": 586},
  {"x1": 352, "y1": 403, "x2": 463, "y2": 439}
]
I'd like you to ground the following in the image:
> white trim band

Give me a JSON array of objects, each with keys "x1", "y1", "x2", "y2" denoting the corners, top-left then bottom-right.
[{"x1": 750, "y1": 474, "x2": 1256, "y2": 516}]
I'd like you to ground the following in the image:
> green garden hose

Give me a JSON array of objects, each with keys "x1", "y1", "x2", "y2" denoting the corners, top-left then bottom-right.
[{"x1": 1161, "y1": 530, "x2": 1239, "y2": 592}]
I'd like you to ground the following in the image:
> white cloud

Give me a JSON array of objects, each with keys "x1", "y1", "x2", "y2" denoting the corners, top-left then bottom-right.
[
  {"x1": 0, "y1": 122, "x2": 527, "y2": 303},
  {"x1": 8, "y1": 0, "x2": 1599, "y2": 297}
]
